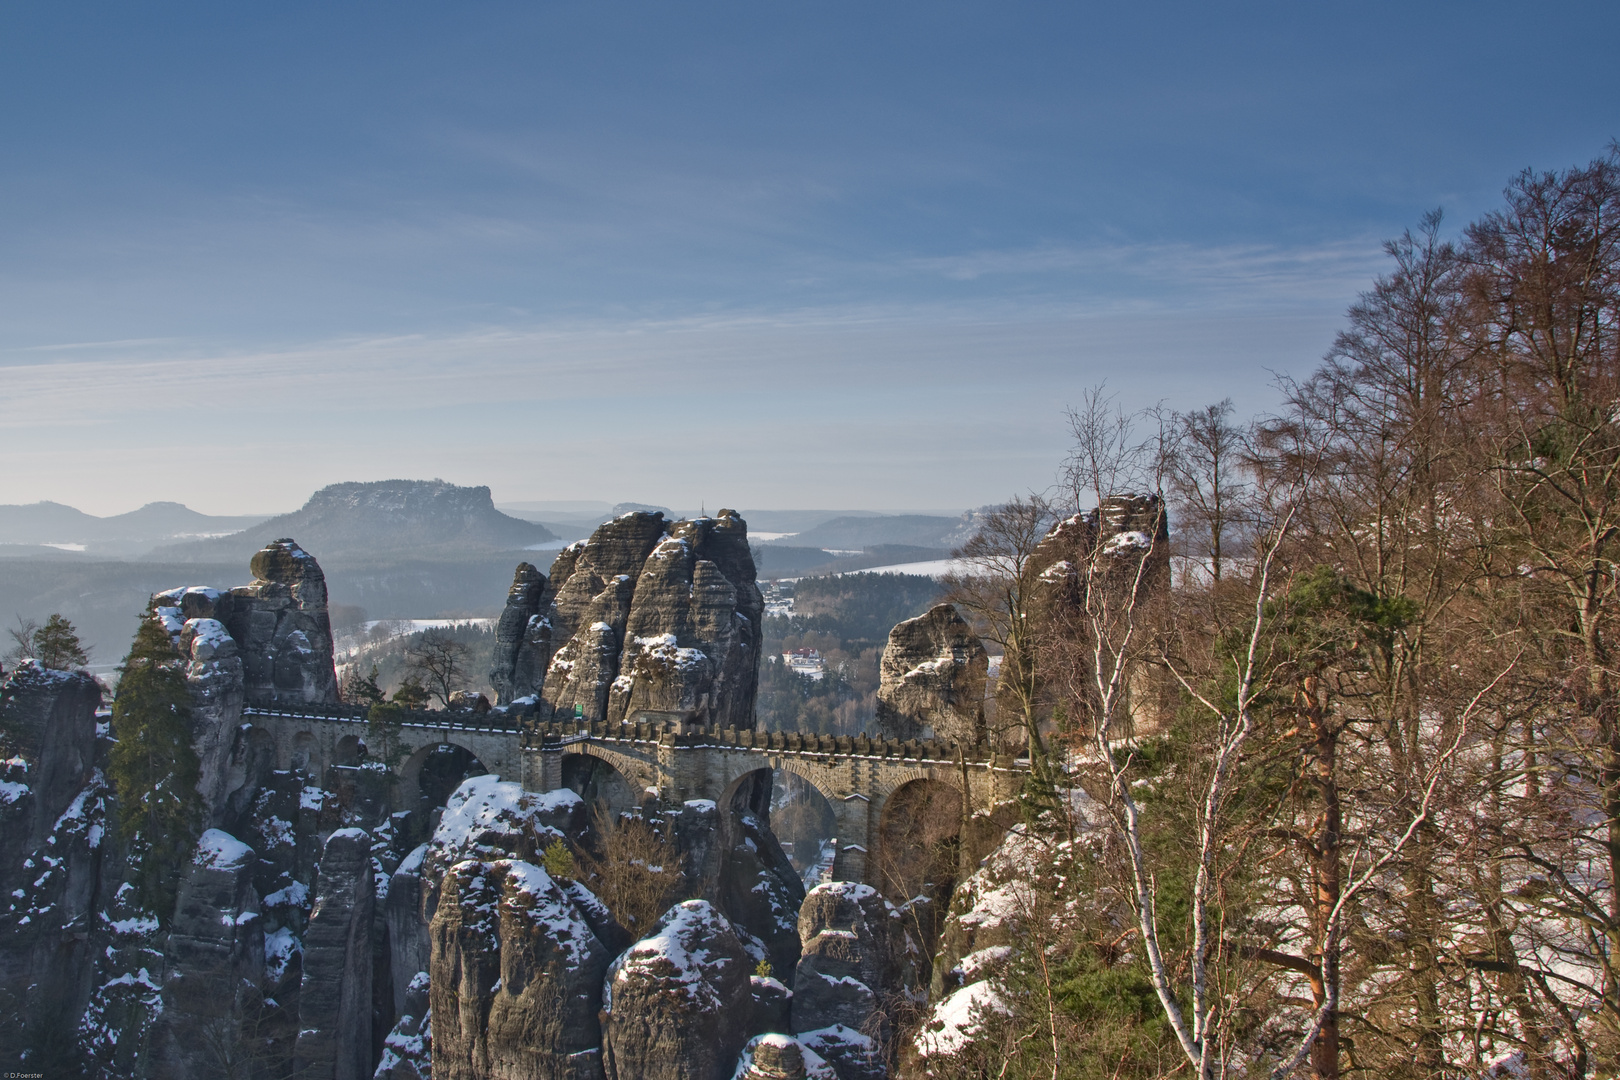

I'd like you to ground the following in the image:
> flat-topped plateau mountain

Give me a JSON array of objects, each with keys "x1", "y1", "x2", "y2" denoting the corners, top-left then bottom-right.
[{"x1": 149, "y1": 479, "x2": 557, "y2": 563}]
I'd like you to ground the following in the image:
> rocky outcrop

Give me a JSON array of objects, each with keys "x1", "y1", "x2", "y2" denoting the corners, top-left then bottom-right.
[
  {"x1": 431, "y1": 859, "x2": 610, "y2": 1080},
  {"x1": 603, "y1": 899, "x2": 755, "y2": 1080},
  {"x1": 295, "y1": 827, "x2": 377, "y2": 1080},
  {"x1": 1027, "y1": 494, "x2": 1170, "y2": 606},
  {"x1": 0, "y1": 661, "x2": 100, "y2": 849},
  {"x1": 153, "y1": 830, "x2": 265, "y2": 1078},
  {"x1": 230, "y1": 539, "x2": 340, "y2": 706},
  {"x1": 733, "y1": 1033, "x2": 840, "y2": 1080},
  {"x1": 907, "y1": 825, "x2": 1079, "y2": 1074},
  {"x1": 153, "y1": 537, "x2": 339, "y2": 710},
  {"x1": 873, "y1": 604, "x2": 987, "y2": 745},
  {"x1": 375, "y1": 970, "x2": 433, "y2": 1079},
  {"x1": 179, "y1": 617, "x2": 248, "y2": 825},
  {"x1": 799, "y1": 1026, "x2": 883, "y2": 1080},
  {"x1": 0, "y1": 663, "x2": 112, "y2": 1067},
  {"x1": 790, "y1": 882, "x2": 914, "y2": 1080},
  {"x1": 386, "y1": 844, "x2": 432, "y2": 1017},
  {"x1": 791, "y1": 882, "x2": 906, "y2": 1032},
  {"x1": 541, "y1": 511, "x2": 764, "y2": 728},
  {"x1": 490, "y1": 562, "x2": 550, "y2": 705},
  {"x1": 677, "y1": 773, "x2": 807, "y2": 978}
]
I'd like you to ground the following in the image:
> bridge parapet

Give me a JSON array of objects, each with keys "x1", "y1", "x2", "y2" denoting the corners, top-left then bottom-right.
[
  {"x1": 522, "y1": 719, "x2": 989, "y2": 763},
  {"x1": 244, "y1": 702, "x2": 527, "y2": 734}
]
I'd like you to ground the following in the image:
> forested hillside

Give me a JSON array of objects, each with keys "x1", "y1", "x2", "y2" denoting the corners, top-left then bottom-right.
[
  {"x1": 757, "y1": 573, "x2": 942, "y2": 734},
  {"x1": 912, "y1": 148, "x2": 1620, "y2": 1080}
]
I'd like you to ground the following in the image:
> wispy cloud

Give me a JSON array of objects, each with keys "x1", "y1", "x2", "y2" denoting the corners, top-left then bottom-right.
[{"x1": 900, "y1": 238, "x2": 1387, "y2": 305}]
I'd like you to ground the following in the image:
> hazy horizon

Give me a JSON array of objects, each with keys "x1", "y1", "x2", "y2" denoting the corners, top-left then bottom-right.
[{"x1": 3, "y1": 3, "x2": 1616, "y2": 516}]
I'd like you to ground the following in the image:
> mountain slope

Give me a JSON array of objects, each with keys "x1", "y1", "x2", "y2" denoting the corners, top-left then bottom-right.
[
  {"x1": 147, "y1": 479, "x2": 556, "y2": 563},
  {"x1": 772, "y1": 514, "x2": 972, "y2": 551},
  {"x1": 0, "y1": 500, "x2": 272, "y2": 554}
]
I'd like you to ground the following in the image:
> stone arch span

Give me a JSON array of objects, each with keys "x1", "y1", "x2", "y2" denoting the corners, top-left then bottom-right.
[
  {"x1": 769, "y1": 768, "x2": 838, "y2": 886},
  {"x1": 873, "y1": 776, "x2": 965, "y2": 950},
  {"x1": 560, "y1": 752, "x2": 638, "y2": 815},
  {"x1": 568, "y1": 744, "x2": 660, "y2": 801},
  {"x1": 400, "y1": 740, "x2": 489, "y2": 812}
]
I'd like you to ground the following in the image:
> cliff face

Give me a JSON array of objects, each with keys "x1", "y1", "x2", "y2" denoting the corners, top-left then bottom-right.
[
  {"x1": 0, "y1": 664, "x2": 109, "y2": 1066},
  {"x1": 489, "y1": 561, "x2": 550, "y2": 706},
  {"x1": 539, "y1": 510, "x2": 764, "y2": 728}
]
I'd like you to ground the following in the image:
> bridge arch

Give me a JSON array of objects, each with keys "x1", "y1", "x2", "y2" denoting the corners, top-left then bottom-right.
[
  {"x1": 568, "y1": 744, "x2": 660, "y2": 801},
  {"x1": 873, "y1": 776, "x2": 964, "y2": 949},
  {"x1": 401, "y1": 741, "x2": 489, "y2": 812},
  {"x1": 334, "y1": 733, "x2": 365, "y2": 767},
  {"x1": 289, "y1": 731, "x2": 318, "y2": 774},
  {"x1": 560, "y1": 752, "x2": 638, "y2": 815},
  {"x1": 770, "y1": 768, "x2": 837, "y2": 885}
]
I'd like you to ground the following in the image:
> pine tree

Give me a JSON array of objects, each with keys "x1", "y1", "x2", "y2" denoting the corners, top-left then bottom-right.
[
  {"x1": 33, "y1": 614, "x2": 88, "y2": 670},
  {"x1": 109, "y1": 616, "x2": 201, "y2": 924}
]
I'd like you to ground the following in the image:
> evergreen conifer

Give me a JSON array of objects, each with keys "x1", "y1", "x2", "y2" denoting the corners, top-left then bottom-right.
[
  {"x1": 109, "y1": 615, "x2": 201, "y2": 924},
  {"x1": 33, "y1": 614, "x2": 88, "y2": 670}
]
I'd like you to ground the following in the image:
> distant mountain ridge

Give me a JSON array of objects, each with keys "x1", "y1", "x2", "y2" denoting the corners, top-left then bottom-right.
[
  {"x1": 148, "y1": 479, "x2": 557, "y2": 563},
  {"x1": 0, "y1": 500, "x2": 271, "y2": 555},
  {"x1": 768, "y1": 513, "x2": 979, "y2": 551}
]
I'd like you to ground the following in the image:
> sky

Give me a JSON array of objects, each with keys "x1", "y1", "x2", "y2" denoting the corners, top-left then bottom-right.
[{"x1": 1, "y1": 2, "x2": 1616, "y2": 516}]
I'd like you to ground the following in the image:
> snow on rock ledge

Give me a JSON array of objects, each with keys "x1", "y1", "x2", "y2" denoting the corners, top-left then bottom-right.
[
  {"x1": 732, "y1": 1032, "x2": 840, "y2": 1080},
  {"x1": 194, "y1": 827, "x2": 255, "y2": 871},
  {"x1": 604, "y1": 899, "x2": 754, "y2": 1080},
  {"x1": 428, "y1": 774, "x2": 584, "y2": 870}
]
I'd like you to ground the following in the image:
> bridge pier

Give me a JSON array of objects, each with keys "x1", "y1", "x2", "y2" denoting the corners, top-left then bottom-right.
[{"x1": 830, "y1": 793, "x2": 872, "y2": 882}]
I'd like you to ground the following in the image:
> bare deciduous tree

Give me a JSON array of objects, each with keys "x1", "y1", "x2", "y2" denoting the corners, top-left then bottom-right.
[{"x1": 405, "y1": 630, "x2": 472, "y2": 709}]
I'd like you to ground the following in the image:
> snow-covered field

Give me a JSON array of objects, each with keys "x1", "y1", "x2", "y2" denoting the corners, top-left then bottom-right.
[
  {"x1": 838, "y1": 558, "x2": 968, "y2": 579},
  {"x1": 359, "y1": 618, "x2": 495, "y2": 635}
]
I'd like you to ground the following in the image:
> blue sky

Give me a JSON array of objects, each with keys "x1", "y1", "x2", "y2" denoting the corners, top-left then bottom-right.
[{"x1": 2, "y1": 2, "x2": 1616, "y2": 515}]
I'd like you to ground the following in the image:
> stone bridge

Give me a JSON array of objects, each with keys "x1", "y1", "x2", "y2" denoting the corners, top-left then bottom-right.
[{"x1": 240, "y1": 705, "x2": 1028, "y2": 885}]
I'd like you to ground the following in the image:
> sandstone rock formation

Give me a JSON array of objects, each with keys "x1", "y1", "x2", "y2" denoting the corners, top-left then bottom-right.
[
  {"x1": 153, "y1": 830, "x2": 265, "y2": 1077},
  {"x1": 153, "y1": 537, "x2": 340, "y2": 710},
  {"x1": 231, "y1": 539, "x2": 340, "y2": 706},
  {"x1": 602, "y1": 899, "x2": 754, "y2": 1080},
  {"x1": 676, "y1": 773, "x2": 808, "y2": 977},
  {"x1": 873, "y1": 603, "x2": 988, "y2": 745},
  {"x1": 385, "y1": 844, "x2": 432, "y2": 1016},
  {"x1": 0, "y1": 661, "x2": 100, "y2": 849},
  {"x1": 908, "y1": 825, "x2": 1078, "y2": 1073},
  {"x1": 791, "y1": 882, "x2": 906, "y2": 1032},
  {"x1": 733, "y1": 1033, "x2": 841, "y2": 1080},
  {"x1": 431, "y1": 859, "x2": 610, "y2": 1080},
  {"x1": 295, "y1": 827, "x2": 377, "y2": 1080},
  {"x1": 541, "y1": 510, "x2": 764, "y2": 729},
  {"x1": 490, "y1": 561, "x2": 550, "y2": 705},
  {"x1": 0, "y1": 663, "x2": 112, "y2": 1064},
  {"x1": 375, "y1": 970, "x2": 433, "y2": 1080},
  {"x1": 791, "y1": 881, "x2": 913, "y2": 1080}
]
